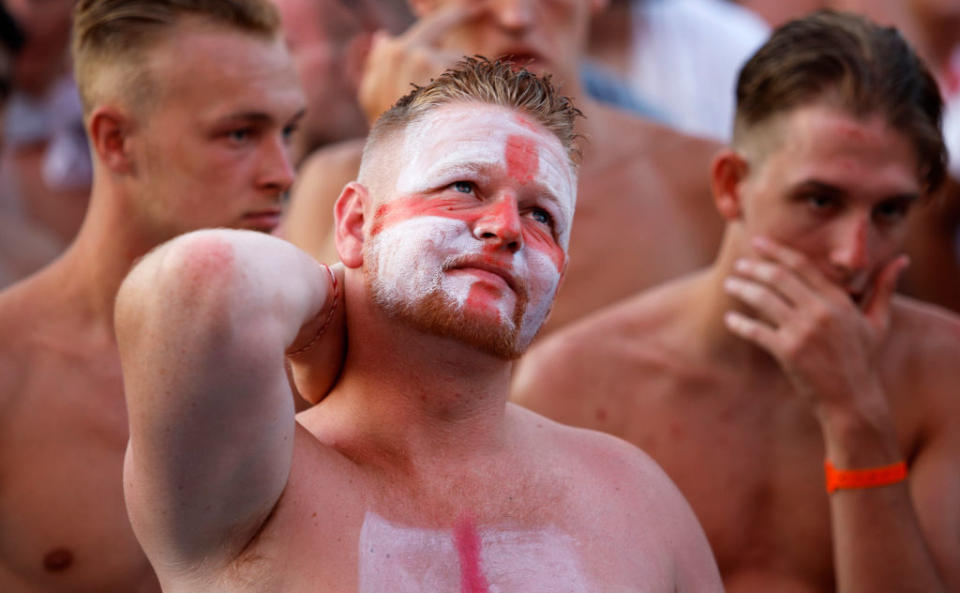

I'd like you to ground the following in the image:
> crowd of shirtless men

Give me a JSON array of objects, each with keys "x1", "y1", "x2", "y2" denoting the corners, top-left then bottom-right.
[{"x1": 0, "y1": 1, "x2": 958, "y2": 592}]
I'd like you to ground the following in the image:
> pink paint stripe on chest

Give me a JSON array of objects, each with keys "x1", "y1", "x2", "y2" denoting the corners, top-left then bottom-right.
[
  {"x1": 454, "y1": 517, "x2": 490, "y2": 593},
  {"x1": 505, "y1": 134, "x2": 539, "y2": 184}
]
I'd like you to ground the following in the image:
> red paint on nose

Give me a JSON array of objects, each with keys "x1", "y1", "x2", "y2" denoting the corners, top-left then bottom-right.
[
  {"x1": 483, "y1": 195, "x2": 522, "y2": 239},
  {"x1": 454, "y1": 517, "x2": 490, "y2": 593},
  {"x1": 505, "y1": 134, "x2": 538, "y2": 184}
]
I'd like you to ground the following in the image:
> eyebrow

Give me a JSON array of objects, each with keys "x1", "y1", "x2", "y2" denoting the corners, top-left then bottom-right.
[
  {"x1": 431, "y1": 161, "x2": 566, "y2": 202},
  {"x1": 791, "y1": 179, "x2": 920, "y2": 203},
  {"x1": 216, "y1": 108, "x2": 306, "y2": 126}
]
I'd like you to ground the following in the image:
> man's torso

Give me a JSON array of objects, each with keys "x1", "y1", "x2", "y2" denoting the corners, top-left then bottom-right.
[
  {"x1": 165, "y1": 407, "x2": 688, "y2": 593},
  {"x1": 0, "y1": 279, "x2": 159, "y2": 593},
  {"x1": 515, "y1": 281, "x2": 951, "y2": 593}
]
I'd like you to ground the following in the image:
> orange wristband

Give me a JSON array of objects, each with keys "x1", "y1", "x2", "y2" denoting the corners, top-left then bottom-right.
[{"x1": 824, "y1": 460, "x2": 907, "y2": 494}]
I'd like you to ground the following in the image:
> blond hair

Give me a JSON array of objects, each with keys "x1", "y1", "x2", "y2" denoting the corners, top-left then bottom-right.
[
  {"x1": 365, "y1": 57, "x2": 582, "y2": 167},
  {"x1": 72, "y1": 0, "x2": 280, "y2": 115}
]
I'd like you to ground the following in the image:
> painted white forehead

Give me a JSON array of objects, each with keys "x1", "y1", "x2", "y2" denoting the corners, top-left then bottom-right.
[{"x1": 394, "y1": 102, "x2": 577, "y2": 214}]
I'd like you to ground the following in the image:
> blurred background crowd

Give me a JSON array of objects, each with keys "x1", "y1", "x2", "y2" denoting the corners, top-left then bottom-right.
[{"x1": 0, "y1": 0, "x2": 957, "y2": 311}]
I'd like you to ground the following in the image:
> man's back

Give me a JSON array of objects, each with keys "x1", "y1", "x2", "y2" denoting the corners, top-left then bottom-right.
[
  {"x1": 285, "y1": 102, "x2": 723, "y2": 335},
  {"x1": 514, "y1": 274, "x2": 960, "y2": 592},
  {"x1": 0, "y1": 266, "x2": 159, "y2": 593}
]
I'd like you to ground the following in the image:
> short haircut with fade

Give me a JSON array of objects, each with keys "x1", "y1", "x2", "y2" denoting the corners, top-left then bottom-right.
[
  {"x1": 72, "y1": 0, "x2": 281, "y2": 116},
  {"x1": 363, "y1": 56, "x2": 583, "y2": 170},
  {"x1": 734, "y1": 10, "x2": 946, "y2": 193}
]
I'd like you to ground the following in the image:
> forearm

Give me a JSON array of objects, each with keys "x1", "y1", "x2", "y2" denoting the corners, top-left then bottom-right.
[{"x1": 819, "y1": 393, "x2": 947, "y2": 593}]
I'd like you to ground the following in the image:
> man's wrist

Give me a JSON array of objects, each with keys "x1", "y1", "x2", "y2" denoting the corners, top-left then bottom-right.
[
  {"x1": 824, "y1": 459, "x2": 908, "y2": 493},
  {"x1": 816, "y1": 383, "x2": 902, "y2": 468}
]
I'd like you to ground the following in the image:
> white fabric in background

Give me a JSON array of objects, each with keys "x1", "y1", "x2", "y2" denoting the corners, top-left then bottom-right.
[{"x1": 627, "y1": 0, "x2": 770, "y2": 141}]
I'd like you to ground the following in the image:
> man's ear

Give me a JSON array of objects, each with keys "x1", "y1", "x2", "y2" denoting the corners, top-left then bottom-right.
[
  {"x1": 711, "y1": 149, "x2": 748, "y2": 221},
  {"x1": 334, "y1": 181, "x2": 370, "y2": 268},
  {"x1": 87, "y1": 106, "x2": 134, "y2": 174}
]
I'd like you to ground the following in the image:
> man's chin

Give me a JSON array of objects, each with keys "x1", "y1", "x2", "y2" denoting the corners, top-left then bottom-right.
[{"x1": 379, "y1": 292, "x2": 528, "y2": 360}]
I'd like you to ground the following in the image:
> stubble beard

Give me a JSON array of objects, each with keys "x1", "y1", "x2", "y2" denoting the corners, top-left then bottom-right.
[
  {"x1": 364, "y1": 243, "x2": 535, "y2": 361},
  {"x1": 366, "y1": 265, "x2": 531, "y2": 361}
]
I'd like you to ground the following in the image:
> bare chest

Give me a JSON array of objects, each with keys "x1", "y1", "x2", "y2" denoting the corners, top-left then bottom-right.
[
  {"x1": 604, "y1": 374, "x2": 837, "y2": 592},
  {"x1": 212, "y1": 449, "x2": 674, "y2": 593},
  {"x1": 0, "y1": 350, "x2": 158, "y2": 593}
]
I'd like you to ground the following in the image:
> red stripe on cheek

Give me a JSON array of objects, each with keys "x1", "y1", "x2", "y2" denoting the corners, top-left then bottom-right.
[
  {"x1": 369, "y1": 196, "x2": 475, "y2": 236},
  {"x1": 454, "y1": 517, "x2": 490, "y2": 593},
  {"x1": 505, "y1": 135, "x2": 539, "y2": 184},
  {"x1": 523, "y1": 226, "x2": 566, "y2": 271}
]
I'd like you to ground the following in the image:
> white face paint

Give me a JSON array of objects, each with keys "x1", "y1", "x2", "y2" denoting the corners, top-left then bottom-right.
[
  {"x1": 367, "y1": 215, "x2": 561, "y2": 352},
  {"x1": 358, "y1": 512, "x2": 594, "y2": 593},
  {"x1": 394, "y1": 103, "x2": 577, "y2": 248},
  {"x1": 363, "y1": 102, "x2": 576, "y2": 355}
]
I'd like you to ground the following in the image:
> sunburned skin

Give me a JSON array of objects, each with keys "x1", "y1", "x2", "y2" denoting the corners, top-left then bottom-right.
[{"x1": 358, "y1": 512, "x2": 593, "y2": 593}]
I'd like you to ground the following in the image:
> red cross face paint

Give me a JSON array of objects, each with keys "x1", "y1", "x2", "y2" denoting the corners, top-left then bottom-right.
[{"x1": 363, "y1": 103, "x2": 577, "y2": 358}]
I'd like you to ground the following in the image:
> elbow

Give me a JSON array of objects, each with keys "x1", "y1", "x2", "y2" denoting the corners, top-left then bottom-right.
[{"x1": 115, "y1": 230, "x2": 242, "y2": 348}]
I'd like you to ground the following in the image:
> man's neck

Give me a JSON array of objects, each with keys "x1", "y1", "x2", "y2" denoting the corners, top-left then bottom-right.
[
  {"x1": 49, "y1": 180, "x2": 163, "y2": 333},
  {"x1": 312, "y1": 284, "x2": 515, "y2": 466},
  {"x1": 688, "y1": 226, "x2": 782, "y2": 372}
]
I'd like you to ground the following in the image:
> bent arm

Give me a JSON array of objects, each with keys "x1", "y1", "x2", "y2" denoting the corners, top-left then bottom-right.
[{"x1": 116, "y1": 229, "x2": 339, "y2": 571}]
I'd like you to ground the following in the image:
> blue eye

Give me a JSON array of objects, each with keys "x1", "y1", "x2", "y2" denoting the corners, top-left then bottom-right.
[
  {"x1": 530, "y1": 207, "x2": 553, "y2": 227},
  {"x1": 452, "y1": 181, "x2": 474, "y2": 194}
]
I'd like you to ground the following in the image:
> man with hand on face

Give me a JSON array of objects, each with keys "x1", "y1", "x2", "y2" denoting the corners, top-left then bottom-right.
[
  {"x1": 283, "y1": 0, "x2": 725, "y2": 337},
  {"x1": 514, "y1": 11, "x2": 960, "y2": 593},
  {"x1": 0, "y1": 1, "x2": 304, "y2": 591},
  {"x1": 116, "y1": 58, "x2": 722, "y2": 593}
]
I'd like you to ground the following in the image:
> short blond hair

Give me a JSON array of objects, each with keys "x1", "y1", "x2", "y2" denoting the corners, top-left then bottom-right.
[
  {"x1": 72, "y1": 0, "x2": 280, "y2": 115},
  {"x1": 366, "y1": 57, "x2": 582, "y2": 167}
]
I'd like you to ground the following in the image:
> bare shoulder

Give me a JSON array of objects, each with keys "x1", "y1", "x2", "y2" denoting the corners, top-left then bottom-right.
[
  {"x1": 888, "y1": 296, "x2": 960, "y2": 368},
  {"x1": 283, "y1": 138, "x2": 366, "y2": 261},
  {"x1": 510, "y1": 403, "x2": 686, "y2": 510},
  {"x1": 508, "y1": 404, "x2": 722, "y2": 590},
  {"x1": 885, "y1": 296, "x2": 960, "y2": 408},
  {"x1": 0, "y1": 275, "x2": 55, "y2": 407},
  {"x1": 512, "y1": 275, "x2": 700, "y2": 423}
]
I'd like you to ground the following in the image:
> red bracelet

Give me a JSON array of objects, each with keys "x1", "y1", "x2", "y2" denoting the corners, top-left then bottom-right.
[{"x1": 824, "y1": 460, "x2": 907, "y2": 494}]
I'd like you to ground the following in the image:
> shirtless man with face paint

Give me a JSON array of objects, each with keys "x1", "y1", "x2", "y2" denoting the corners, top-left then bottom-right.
[
  {"x1": 282, "y1": 0, "x2": 724, "y2": 337},
  {"x1": 116, "y1": 59, "x2": 722, "y2": 593},
  {"x1": 514, "y1": 12, "x2": 960, "y2": 593}
]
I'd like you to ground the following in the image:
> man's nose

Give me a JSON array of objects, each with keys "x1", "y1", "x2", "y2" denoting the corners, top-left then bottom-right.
[
  {"x1": 257, "y1": 133, "x2": 296, "y2": 195},
  {"x1": 489, "y1": 0, "x2": 535, "y2": 34},
  {"x1": 473, "y1": 193, "x2": 523, "y2": 252},
  {"x1": 829, "y1": 213, "x2": 871, "y2": 274}
]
